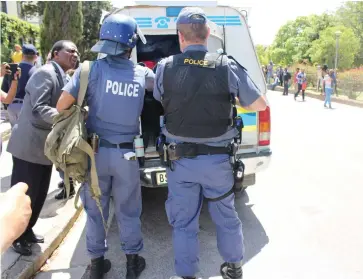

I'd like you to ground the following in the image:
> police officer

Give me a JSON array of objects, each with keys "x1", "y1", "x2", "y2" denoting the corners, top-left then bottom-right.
[
  {"x1": 153, "y1": 7, "x2": 267, "y2": 279},
  {"x1": 56, "y1": 14, "x2": 155, "y2": 279}
]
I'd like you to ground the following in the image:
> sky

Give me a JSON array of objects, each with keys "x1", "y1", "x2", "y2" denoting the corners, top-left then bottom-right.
[{"x1": 111, "y1": 0, "x2": 347, "y2": 45}]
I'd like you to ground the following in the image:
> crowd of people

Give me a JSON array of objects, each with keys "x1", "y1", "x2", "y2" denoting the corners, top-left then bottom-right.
[{"x1": 262, "y1": 62, "x2": 337, "y2": 108}]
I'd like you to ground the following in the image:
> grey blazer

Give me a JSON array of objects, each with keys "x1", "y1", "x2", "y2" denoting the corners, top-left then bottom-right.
[{"x1": 7, "y1": 63, "x2": 64, "y2": 165}]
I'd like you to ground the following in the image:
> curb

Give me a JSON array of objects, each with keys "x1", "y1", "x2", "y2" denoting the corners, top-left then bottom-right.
[
  {"x1": 1, "y1": 199, "x2": 84, "y2": 279},
  {"x1": 273, "y1": 86, "x2": 363, "y2": 109}
]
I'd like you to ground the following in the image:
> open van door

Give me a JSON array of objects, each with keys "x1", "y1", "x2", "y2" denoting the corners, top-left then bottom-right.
[{"x1": 207, "y1": 19, "x2": 224, "y2": 52}]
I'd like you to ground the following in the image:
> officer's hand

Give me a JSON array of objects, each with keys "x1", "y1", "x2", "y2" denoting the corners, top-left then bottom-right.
[{"x1": 0, "y1": 183, "x2": 32, "y2": 253}]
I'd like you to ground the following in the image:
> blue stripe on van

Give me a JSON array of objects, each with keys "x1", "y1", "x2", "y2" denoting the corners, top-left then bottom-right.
[
  {"x1": 207, "y1": 16, "x2": 242, "y2": 26},
  {"x1": 239, "y1": 112, "x2": 257, "y2": 126},
  {"x1": 135, "y1": 17, "x2": 152, "y2": 21}
]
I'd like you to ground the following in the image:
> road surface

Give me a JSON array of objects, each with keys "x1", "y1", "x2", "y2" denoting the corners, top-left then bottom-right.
[{"x1": 28, "y1": 92, "x2": 363, "y2": 278}]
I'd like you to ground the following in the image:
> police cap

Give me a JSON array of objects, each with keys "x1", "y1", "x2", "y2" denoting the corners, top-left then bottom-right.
[{"x1": 176, "y1": 7, "x2": 207, "y2": 25}]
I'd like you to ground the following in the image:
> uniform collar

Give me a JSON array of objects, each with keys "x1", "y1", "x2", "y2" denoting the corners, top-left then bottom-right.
[
  {"x1": 20, "y1": 60, "x2": 34, "y2": 66},
  {"x1": 183, "y1": 45, "x2": 208, "y2": 53},
  {"x1": 106, "y1": 55, "x2": 134, "y2": 66}
]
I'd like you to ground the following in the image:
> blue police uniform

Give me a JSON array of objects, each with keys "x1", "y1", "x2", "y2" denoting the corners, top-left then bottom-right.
[
  {"x1": 153, "y1": 7, "x2": 262, "y2": 279},
  {"x1": 62, "y1": 14, "x2": 154, "y2": 279}
]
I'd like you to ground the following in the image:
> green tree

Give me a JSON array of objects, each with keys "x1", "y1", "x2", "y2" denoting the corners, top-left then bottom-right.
[
  {"x1": 255, "y1": 44, "x2": 269, "y2": 66},
  {"x1": 79, "y1": 1, "x2": 112, "y2": 61},
  {"x1": 40, "y1": 1, "x2": 83, "y2": 60},
  {"x1": 308, "y1": 26, "x2": 360, "y2": 69},
  {"x1": 270, "y1": 14, "x2": 336, "y2": 65},
  {"x1": 20, "y1": 1, "x2": 45, "y2": 18},
  {"x1": 336, "y1": 1, "x2": 363, "y2": 66}
]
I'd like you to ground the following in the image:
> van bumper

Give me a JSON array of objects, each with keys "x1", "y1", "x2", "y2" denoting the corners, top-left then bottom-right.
[{"x1": 139, "y1": 150, "x2": 272, "y2": 188}]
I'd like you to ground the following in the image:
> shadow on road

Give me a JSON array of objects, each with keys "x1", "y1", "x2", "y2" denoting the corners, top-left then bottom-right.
[
  {"x1": 39, "y1": 189, "x2": 69, "y2": 219},
  {"x1": 75, "y1": 187, "x2": 268, "y2": 279}
]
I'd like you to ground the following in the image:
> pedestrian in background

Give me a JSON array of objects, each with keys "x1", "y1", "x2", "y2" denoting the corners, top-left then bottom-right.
[
  {"x1": 293, "y1": 67, "x2": 300, "y2": 93},
  {"x1": 11, "y1": 44, "x2": 23, "y2": 63},
  {"x1": 6, "y1": 40, "x2": 79, "y2": 256},
  {"x1": 294, "y1": 68, "x2": 306, "y2": 101},
  {"x1": 323, "y1": 68, "x2": 333, "y2": 109},
  {"x1": 316, "y1": 65, "x2": 323, "y2": 93},
  {"x1": 282, "y1": 67, "x2": 291, "y2": 96},
  {"x1": 278, "y1": 66, "x2": 283, "y2": 86}
]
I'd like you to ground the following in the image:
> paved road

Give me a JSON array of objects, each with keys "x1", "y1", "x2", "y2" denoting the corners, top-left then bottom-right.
[{"x1": 36, "y1": 92, "x2": 363, "y2": 279}]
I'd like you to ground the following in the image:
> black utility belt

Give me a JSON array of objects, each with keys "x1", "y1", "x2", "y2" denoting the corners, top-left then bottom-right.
[
  {"x1": 163, "y1": 142, "x2": 232, "y2": 161},
  {"x1": 12, "y1": 99, "x2": 23, "y2": 104},
  {"x1": 99, "y1": 139, "x2": 133, "y2": 149}
]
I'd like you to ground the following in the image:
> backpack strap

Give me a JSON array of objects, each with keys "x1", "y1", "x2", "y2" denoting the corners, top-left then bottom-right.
[{"x1": 77, "y1": 60, "x2": 93, "y2": 106}]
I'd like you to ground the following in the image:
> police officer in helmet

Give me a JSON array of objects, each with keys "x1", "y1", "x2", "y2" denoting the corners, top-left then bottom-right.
[
  {"x1": 57, "y1": 14, "x2": 155, "y2": 279},
  {"x1": 154, "y1": 7, "x2": 266, "y2": 279}
]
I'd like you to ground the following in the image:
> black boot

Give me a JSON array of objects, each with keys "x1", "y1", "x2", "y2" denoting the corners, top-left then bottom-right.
[
  {"x1": 90, "y1": 256, "x2": 111, "y2": 279},
  {"x1": 55, "y1": 179, "x2": 75, "y2": 200},
  {"x1": 126, "y1": 254, "x2": 146, "y2": 279},
  {"x1": 220, "y1": 262, "x2": 243, "y2": 279}
]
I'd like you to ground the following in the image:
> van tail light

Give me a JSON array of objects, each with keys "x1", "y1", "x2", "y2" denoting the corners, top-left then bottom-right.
[{"x1": 258, "y1": 106, "x2": 270, "y2": 146}]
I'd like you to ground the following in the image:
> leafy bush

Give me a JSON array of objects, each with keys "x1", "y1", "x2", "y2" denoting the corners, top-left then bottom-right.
[
  {"x1": 337, "y1": 68, "x2": 363, "y2": 99},
  {"x1": 0, "y1": 12, "x2": 40, "y2": 62}
]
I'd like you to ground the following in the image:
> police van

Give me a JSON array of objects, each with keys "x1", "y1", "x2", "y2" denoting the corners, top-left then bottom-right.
[{"x1": 107, "y1": 1, "x2": 271, "y2": 191}]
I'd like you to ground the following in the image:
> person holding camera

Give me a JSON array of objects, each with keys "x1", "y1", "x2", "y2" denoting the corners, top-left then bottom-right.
[
  {"x1": 1, "y1": 63, "x2": 21, "y2": 104},
  {"x1": 1, "y1": 44, "x2": 38, "y2": 127}
]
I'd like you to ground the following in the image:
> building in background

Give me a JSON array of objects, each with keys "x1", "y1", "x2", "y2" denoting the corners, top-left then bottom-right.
[{"x1": 1, "y1": 1, "x2": 40, "y2": 25}]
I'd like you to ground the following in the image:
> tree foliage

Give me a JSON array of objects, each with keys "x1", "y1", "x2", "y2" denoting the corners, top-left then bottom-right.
[
  {"x1": 40, "y1": 1, "x2": 83, "y2": 60},
  {"x1": 79, "y1": 1, "x2": 112, "y2": 61},
  {"x1": 20, "y1": 1, "x2": 45, "y2": 19},
  {"x1": 267, "y1": 2, "x2": 362, "y2": 69},
  {"x1": 0, "y1": 12, "x2": 39, "y2": 62},
  {"x1": 336, "y1": 2, "x2": 363, "y2": 65},
  {"x1": 308, "y1": 26, "x2": 360, "y2": 69},
  {"x1": 23, "y1": 1, "x2": 111, "y2": 61},
  {"x1": 255, "y1": 44, "x2": 270, "y2": 66},
  {"x1": 270, "y1": 14, "x2": 336, "y2": 66}
]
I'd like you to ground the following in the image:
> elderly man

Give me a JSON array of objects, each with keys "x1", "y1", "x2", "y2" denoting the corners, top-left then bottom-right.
[{"x1": 6, "y1": 40, "x2": 79, "y2": 256}]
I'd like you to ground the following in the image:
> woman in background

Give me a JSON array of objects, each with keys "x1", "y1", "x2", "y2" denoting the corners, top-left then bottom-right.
[{"x1": 323, "y1": 69, "x2": 333, "y2": 109}]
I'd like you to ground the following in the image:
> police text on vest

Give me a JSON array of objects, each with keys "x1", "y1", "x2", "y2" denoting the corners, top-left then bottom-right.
[{"x1": 106, "y1": 80, "x2": 139, "y2": 97}]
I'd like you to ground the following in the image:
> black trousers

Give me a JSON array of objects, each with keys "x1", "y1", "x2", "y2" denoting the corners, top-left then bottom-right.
[
  {"x1": 295, "y1": 83, "x2": 305, "y2": 100},
  {"x1": 283, "y1": 81, "x2": 289, "y2": 95},
  {"x1": 11, "y1": 156, "x2": 52, "y2": 241}
]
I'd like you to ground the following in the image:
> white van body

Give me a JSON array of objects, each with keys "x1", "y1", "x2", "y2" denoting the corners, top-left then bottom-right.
[{"x1": 106, "y1": 1, "x2": 271, "y2": 189}]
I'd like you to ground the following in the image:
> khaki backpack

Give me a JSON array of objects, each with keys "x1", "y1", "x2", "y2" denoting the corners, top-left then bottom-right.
[{"x1": 44, "y1": 61, "x2": 106, "y2": 231}]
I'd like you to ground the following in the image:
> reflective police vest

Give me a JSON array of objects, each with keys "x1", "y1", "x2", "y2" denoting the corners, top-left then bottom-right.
[
  {"x1": 95, "y1": 59, "x2": 146, "y2": 130},
  {"x1": 162, "y1": 51, "x2": 232, "y2": 138}
]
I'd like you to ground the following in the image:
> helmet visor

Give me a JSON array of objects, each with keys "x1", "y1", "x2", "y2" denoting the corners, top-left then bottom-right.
[{"x1": 137, "y1": 25, "x2": 147, "y2": 44}]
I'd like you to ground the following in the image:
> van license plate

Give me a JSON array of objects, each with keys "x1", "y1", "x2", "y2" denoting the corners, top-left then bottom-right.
[{"x1": 156, "y1": 172, "x2": 167, "y2": 185}]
